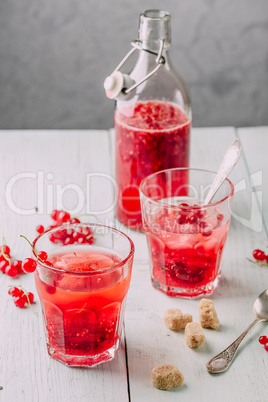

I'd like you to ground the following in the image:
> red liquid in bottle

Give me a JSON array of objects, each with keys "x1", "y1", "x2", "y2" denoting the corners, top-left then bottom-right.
[{"x1": 115, "y1": 101, "x2": 191, "y2": 230}]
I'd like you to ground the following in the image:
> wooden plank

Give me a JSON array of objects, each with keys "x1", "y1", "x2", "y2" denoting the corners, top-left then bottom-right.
[
  {"x1": 237, "y1": 126, "x2": 268, "y2": 236},
  {"x1": 0, "y1": 130, "x2": 129, "y2": 402},
  {"x1": 1, "y1": 127, "x2": 268, "y2": 402},
  {"x1": 125, "y1": 127, "x2": 268, "y2": 402}
]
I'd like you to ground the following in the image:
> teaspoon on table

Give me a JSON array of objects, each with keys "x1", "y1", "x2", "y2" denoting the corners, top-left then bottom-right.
[
  {"x1": 206, "y1": 288, "x2": 268, "y2": 374},
  {"x1": 204, "y1": 138, "x2": 241, "y2": 205}
]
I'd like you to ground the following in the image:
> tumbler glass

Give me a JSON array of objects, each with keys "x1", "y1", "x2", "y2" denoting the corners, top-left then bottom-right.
[
  {"x1": 33, "y1": 223, "x2": 134, "y2": 367},
  {"x1": 140, "y1": 168, "x2": 234, "y2": 297}
]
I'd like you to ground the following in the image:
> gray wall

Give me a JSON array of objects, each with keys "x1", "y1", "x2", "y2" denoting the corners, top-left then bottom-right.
[{"x1": 0, "y1": 0, "x2": 267, "y2": 129}]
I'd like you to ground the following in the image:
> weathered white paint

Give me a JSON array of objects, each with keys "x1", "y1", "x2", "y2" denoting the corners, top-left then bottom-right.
[{"x1": 0, "y1": 128, "x2": 267, "y2": 402}]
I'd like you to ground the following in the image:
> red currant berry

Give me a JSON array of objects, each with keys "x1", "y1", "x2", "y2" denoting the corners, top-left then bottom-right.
[
  {"x1": 189, "y1": 214, "x2": 200, "y2": 225},
  {"x1": 195, "y1": 209, "x2": 204, "y2": 219},
  {"x1": 0, "y1": 245, "x2": 10, "y2": 255},
  {"x1": 22, "y1": 258, "x2": 37, "y2": 273},
  {"x1": 83, "y1": 227, "x2": 92, "y2": 237},
  {"x1": 63, "y1": 237, "x2": 74, "y2": 246},
  {"x1": 78, "y1": 236, "x2": 86, "y2": 244},
  {"x1": 253, "y1": 249, "x2": 266, "y2": 261},
  {"x1": 51, "y1": 209, "x2": 60, "y2": 221},
  {"x1": 258, "y1": 251, "x2": 266, "y2": 261},
  {"x1": 86, "y1": 235, "x2": 93, "y2": 244},
  {"x1": 49, "y1": 234, "x2": 57, "y2": 243},
  {"x1": 259, "y1": 335, "x2": 268, "y2": 345},
  {"x1": 85, "y1": 235, "x2": 92, "y2": 243},
  {"x1": 201, "y1": 223, "x2": 213, "y2": 237},
  {"x1": 72, "y1": 231, "x2": 80, "y2": 241},
  {"x1": 67, "y1": 218, "x2": 80, "y2": 224},
  {"x1": 12, "y1": 260, "x2": 23, "y2": 274},
  {"x1": 176, "y1": 213, "x2": 187, "y2": 224},
  {"x1": 45, "y1": 261, "x2": 53, "y2": 267},
  {"x1": 265, "y1": 343, "x2": 268, "y2": 352},
  {"x1": 203, "y1": 229, "x2": 212, "y2": 237},
  {"x1": 199, "y1": 221, "x2": 207, "y2": 229},
  {"x1": 66, "y1": 228, "x2": 74, "y2": 237},
  {"x1": 57, "y1": 211, "x2": 71, "y2": 223},
  {"x1": 38, "y1": 251, "x2": 48, "y2": 261},
  {"x1": 44, "y1": 283, "x2": 56, "y2": 294},
  {"x1": 22, "y1": 291, "x2": 34, "y2": 304},
  {"x1": 217, "y1": 213, "x2": 224, "y2": 221},
  {"x1": 14, "y1": 296, "x2": 26, "y2": 308},
  {"x1": 8, "y1": 287, "x2": 23, "y2": 297},
  {"x1": 0, "y1": 260, "x2": 8, "y2": 273},
  {"x1": 54, "y1": 228, "x2": 68, "y2": 241},
  {"x1": 27, "y1": 292, "x2": 34, "y2": 303},
  {"x1": 179, "y1": 203, "x2": 189, "y2": 208},
  {"x1": 36, "y1": 225, "x2": 45, "y2": 234},
  {"x1": 5, "y1": 265, "x2": 18, "y2": 277},
  {"x1": 252, "y1": 249, "x2": 260, "y2": 259}
]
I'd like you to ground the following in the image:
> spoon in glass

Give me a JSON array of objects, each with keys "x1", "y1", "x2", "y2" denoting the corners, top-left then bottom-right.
[
  {"x1": 206, "y1": 288, "x2": 268, "y2": 374},
  {"x1": 204, "y1": 138, "x2": 241, "y2": 205}
]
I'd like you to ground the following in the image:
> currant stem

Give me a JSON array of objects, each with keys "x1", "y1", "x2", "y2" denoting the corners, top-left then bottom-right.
[
  {"x1": 11, "y1": 285, "x2": 37, "y2": 315},
  {"x1": 247, "y1": 257, "x2": 268, "y2": 267},
  {"x1": 0, "y1": 249, "x2": 12, "y2": 264},
  {"x1": 20, "y1": 235, "x2": 45, "y2": 264},
  {"x1": 1, "y1": 234, "x2": 12, "y2": 264}
]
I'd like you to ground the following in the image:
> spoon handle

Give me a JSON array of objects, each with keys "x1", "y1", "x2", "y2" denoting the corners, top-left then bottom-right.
[
  {"x1": 204, "y1": 138, "x2": 241, "y2": 205},
  {"x1": 206, "y1": 317, "x2": 262, "y2": 374}
]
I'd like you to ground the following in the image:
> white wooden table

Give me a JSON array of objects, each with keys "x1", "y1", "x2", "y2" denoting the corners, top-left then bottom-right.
[{"x1": 0, "y1": 127, "x2": 267, "y2": 402}]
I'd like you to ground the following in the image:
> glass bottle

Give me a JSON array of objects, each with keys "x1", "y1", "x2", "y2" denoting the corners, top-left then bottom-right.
[{"x1": 106, "y1": 10, "x2": 191, "y2": 230}]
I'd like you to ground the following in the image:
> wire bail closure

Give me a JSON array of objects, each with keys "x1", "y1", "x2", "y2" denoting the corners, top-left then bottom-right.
[{"x1": 104, "y1": 39, "x2": 165, "y2": 99}]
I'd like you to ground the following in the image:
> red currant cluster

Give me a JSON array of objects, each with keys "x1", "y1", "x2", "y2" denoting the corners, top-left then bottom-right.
[
  {"x1": 0, "y1": 240, "x2": 48, "y2": 277},
  {"x1": 8, "y1": 286, "x2": 34, "y2": 309},
  {"x1": 20, "y1": 235, "x2": 49, "y2": 274},
  {"x1": 19, "y1": 210, "x2": 94, "y2": 274},
  {"x1": 252, "y1": 249, "x2": 268, "y2": 265},
  {"x1": 176, "y1": 203, "x2": 204, "y2": 225},
  {"x1": 0, "y1": 209, "x2": 93, "y2": 277},
  {"x1": 259, "y1": 335, "x2": 268, "y2": 352},
  {"x1": 176, "y1": 203, "x2": 224, "y2": 237},
  {"x1": 36, "y1": 210, "x2": 93, "y2": 246},
  {"x1": 0, "y1": 245, "x2": 24, "y2": 277}
]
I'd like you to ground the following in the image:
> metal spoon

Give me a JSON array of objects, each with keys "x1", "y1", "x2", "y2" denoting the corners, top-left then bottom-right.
[
  {"x1": 204, "y1": 138, "x2": 241, "y2": 205},
  {"x1": 206, "y1": 288, "x2": 268, "y2": 374}
]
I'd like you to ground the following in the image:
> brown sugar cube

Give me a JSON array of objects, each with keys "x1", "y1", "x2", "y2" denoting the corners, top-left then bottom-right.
[
  {"x1": 180, "y1": 314, "x2": 193, "y2": 328},
  {"x1": 185, "y1": 322, "x2": 205, "y2": 348},
  {"x1": 152, "y1": 364, "x2": 184, "y2": 390},
  {"x1": 163, "y1": 308, "x2": 193, "y2": 331},
  {"x1": 198, "y1": 298, "x2": 220, "y2": 329}
]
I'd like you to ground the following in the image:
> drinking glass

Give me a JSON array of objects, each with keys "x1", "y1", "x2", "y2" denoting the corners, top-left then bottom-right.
[
  {"x1": 33, "y1": 223, "x2": 134, "y2": 367},
  {"x1": 140, "y1": 168, "x2": 234, "y2": 297}
]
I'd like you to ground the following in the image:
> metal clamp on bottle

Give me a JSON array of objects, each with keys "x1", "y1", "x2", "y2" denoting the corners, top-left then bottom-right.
[{"x1": 104, "y1": 39, "x2": 165, "y2": 100}]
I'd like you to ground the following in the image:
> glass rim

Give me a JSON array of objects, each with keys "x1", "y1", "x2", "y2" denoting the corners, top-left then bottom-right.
[
  {"x1": 32, "y1": 222, "x2": 135, "y2": 275},
  {"x1": 139, "y1": 167, "x2": 234, "y2": 209},
  {"x1": 142, "y1": 10, "x2": 170, "y2": 20}
]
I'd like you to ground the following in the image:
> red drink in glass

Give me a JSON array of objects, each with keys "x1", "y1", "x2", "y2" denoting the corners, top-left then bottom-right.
[
  {"x1": 146, "y1": 206, "x2": 230, "y2": 297},
  {"x1": 34, "y1": 224, "x2": 134, "y2": 367},
  {"x1": 140, "y1": 168, "x2": 234, "y2": 297},
  {"x1": 115, "y1": 101, "x2": 191, "y2": 230}
]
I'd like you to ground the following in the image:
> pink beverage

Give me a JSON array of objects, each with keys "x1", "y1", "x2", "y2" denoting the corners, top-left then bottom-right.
[
  {"x1": 34, "y1": 224, "x2": 134, "y2": 367},
  {"x1": 146, "y1": 204, "x2": 229, "y2": 297},
  {"x1": 140, "y1": 168, "x2": 234, "y2": 297},
  {"x1": 115, "y1": 101, "x2": 191, "y2": 230}
]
